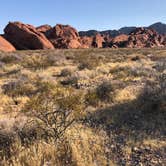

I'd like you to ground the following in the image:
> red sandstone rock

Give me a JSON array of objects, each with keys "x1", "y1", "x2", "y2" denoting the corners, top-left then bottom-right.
[
  {"x1": 162, "y1": 35, "x2": 166, "y2": 45},
  {"x1": 109, "y1": 28, "x2": 165, "y2": 48},
  {"x1": 2, "y1": 22, "x2": 166, "y2": 50},
  {"x1": 0, "y1": 35, "x2": 16, "y2": 52},
  {"x1": 80, "y1": 34, "x2": 105, "y2": 48},
  {"x1": 36, "y1": 24, "x2": 52, "y2": 34},
  {"x1": 126, "y1": 28, "x2": 164, "y2": 48},
  {"x1": 92, "y1": 34, "x2": 104, "y2": 48},
  {"x1": 102, "y1": 35, "x2": 112, "y2": 48},
  {"x1": 4, "y1": 22, "x2": 54, "y2": 50},
  {"x1": 80, "y1": 36, "x2": 93, "y2": 48},
  {"x1": 110, "y1": 34, "x2": 129, "y2": 48},
  {"x1": 46, "y1": 24, "x2": 81, "y2": 48}
]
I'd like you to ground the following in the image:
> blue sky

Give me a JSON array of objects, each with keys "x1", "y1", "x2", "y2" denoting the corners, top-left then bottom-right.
[{"x1": 1, "y1": 0, "x2": 166, "y2": 33}]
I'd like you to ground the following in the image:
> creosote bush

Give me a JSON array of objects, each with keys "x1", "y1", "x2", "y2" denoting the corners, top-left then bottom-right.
[
  {"x1": 85, "y1": 89, "x2": 100, "y2": 107},
  {"x1": 85, "y1": 81, "x2": 114, "y2": 106},
  {"x1": 23, "y1": 82, "x2": 85, "y2": 142},
  {"x1": 59, "y1": 68, "x2": 72, "y2": 77},
  {"x1": 96, "y1": 81, "x2": 114, "y2": 102}
]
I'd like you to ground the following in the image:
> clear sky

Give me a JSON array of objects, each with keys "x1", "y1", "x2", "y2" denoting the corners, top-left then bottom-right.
[{"x1": 1, "y1": 0, "x2": 166, "y2": 33}]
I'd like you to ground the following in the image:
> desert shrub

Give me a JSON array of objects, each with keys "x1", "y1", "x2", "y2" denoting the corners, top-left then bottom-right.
[
  {"x1": 75, "y1": 53, "x2": 102, "y2": 70},
  {"x1": 60, "y1": 76, "x2": 78, "y2": 87},
  {"x1": 85, "y1": 89, "x2": 100, "y2": 107},
  {"x1": 59, "y1": 68, "x2": 72, "y2": 77},
  {"x1": 138, "y1": 73, "x2": 166, "y2": 114},
  {"x1": 78, "y1": 60, "x2": 99, "y2": 70},
  {"x1": 2, "y1": 79, "x2": 36, "y2": 97},
  {"x1": 2, "y1": 76, "x2": 63, "y2": 98},
  {"x1": 153, "y1": 60, "x2": 166, "y2": 72},
  {"x1": 21, "y1": 54, "x2": 56, "y2": 70},
  {"x1": 0, "y1": 131, "x2": 16, "y2": 159},
  {"x1": 130, "y1": 66, "x2": 156, "y2": 78},
  {"x1": 131, "y1": 55, "x2": 140, "y2": 61},
  {"x1": 96, "y1": 81, "x2": 114, "y2": 102},
  {"x1": 85, "y1": 82, "x2": 114, "y2": 105},
  {"x1": 0, "y1": 54, "x2": 22, "y2": 64},
  {"x1": 109, "y1": 66, "x2": 132, "y2": 79},
  {"x1": 23, "y1": 82, "x2": 85, "y2": 142}
]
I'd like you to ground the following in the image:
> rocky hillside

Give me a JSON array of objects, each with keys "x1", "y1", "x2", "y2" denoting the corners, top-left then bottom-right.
[
  {"x1": 0, "y1": 21, "x2": 166, "y2": 52},
  {"x1": 149, "y1": 22, "x2": 166, "y2": 34},
  {"x1": 79, "y1": 22, "x2": 166, "y2": 37}
]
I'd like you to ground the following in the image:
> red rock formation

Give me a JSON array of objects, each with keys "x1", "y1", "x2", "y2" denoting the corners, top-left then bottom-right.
[
  {"x1": 162, "y1": 35, "x2": 166, "y2": 45},
  {"x1": 80, "y1": 36, "x2": 93, "y2": 48},
  {"x1": 2, "y1": 22, "x2": 166, "y2": 50},
  {"x1": 102, "y1": 35, "x2": 112, "y2": 48},
  {"x1": 92, "y1": 34, "x2": 104, "y2": 48},
  {"x1": 109, "y1": 28, "x2": 165, "y2": 48},
  {"x1": 46, "y1": 24, "x2": 81, "y2": 48},
  {"x1": 0, "y1": 35, "x2": 16, "y2": 52},
  {"x1": 4, "y1": 22, "x2": 54, "y2": 50},
  {"x1": 36, "y1": 24, "x2": 52, "y2": 34},
  {"x1": 80, "y1": 34, "x2": 105, "y2": 48},
  {"x1": 126, "y1": 28, "x2": 164, "y2": 48},
  {"x1": 110, "y1": 34, "x2": 129, "y2": 48}
]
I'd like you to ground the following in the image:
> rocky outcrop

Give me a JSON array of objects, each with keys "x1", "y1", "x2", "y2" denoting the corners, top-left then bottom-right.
[
  {"x1": 46, "y1": 24, "x2": 81, "y2": 49},
  {"x1": 110, "y1": 34, "x2": 129, "y2": 48},
  {"x1": 149, "y1": 22, "x2": 166, "y2": 34},
  {"x1": 80, "y1": 36, "x2": 93, "y2": 48},
  {"x1": 92, "y1": 34, "x2": 104, "y2": 48},
  {"x1": 162, "y1": 35, "x2": 166, "y2": 45},
  {"x1": 80, "y1": 34, "x2": 105, "y2": 48},
  {"x1": 4, "y1": 22, "x2": 54, "y2": 50},
  {"x1": 107, "y1": 28, "x2": 165, "y2": 48},
  {"x1": 36, "y1": 24, "x2": 52, "y2": 34},
  {"x1": 102, "y1": 35, "x2": 112, "y2": 48},
  {"x1": 0, "y1": 21, "x2": 166, "y2": 50},
  {"x1": 0, "y1": 36, "x2": 16, "y2": 52},
  {"x1": 125, "y1": 28, "x2": 164, "y2": 48}
]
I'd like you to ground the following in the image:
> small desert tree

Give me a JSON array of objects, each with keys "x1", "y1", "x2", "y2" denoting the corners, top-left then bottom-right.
[{"x1": 23, "y1": 82, "x2": 85, "y2": 143}]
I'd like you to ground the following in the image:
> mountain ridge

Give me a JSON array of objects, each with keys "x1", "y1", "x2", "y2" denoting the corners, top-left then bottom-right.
[{"x1": 79, "y1": 22, "x2": 166, "y2": 37}]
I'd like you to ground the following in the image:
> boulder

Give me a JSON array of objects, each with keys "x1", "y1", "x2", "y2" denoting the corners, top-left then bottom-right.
[
  {"x1": 0, "y1": 35, "x2": 16, "y2": 52},
  {"x1": 110, "y1": 34, "x2": 129, "y2": 48},
  {"x1": 46, "y1": 24, "x2": 81, "y2": 48},
  {"x1": 4, "y1": 22, "x2": 54, "y2": 50},
  {"x1": 36, "y1": 24, "x2": 52, "y2": 34}
]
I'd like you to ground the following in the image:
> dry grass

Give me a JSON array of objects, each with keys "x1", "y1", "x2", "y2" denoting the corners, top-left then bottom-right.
[{"x1": 0, "y1": 48, "x2": 165, "y2": 165}]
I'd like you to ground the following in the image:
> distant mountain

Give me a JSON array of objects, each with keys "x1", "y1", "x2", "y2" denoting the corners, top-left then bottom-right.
[
  {"x1": 79, "y1": 27, "x2": 138, "y2": 37},
  {"x1": 79, "y1": 22, "x2": 166, "y2": 37},
  {"x1": 79, "y1": 30, "x2": 98, "y2": 37},
  {"x1": 119, "y1": 27, "x2": 137, "y2": 35},
  {"x1": 148, "y1": 22, "x2": 166, "y2": 34}
]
